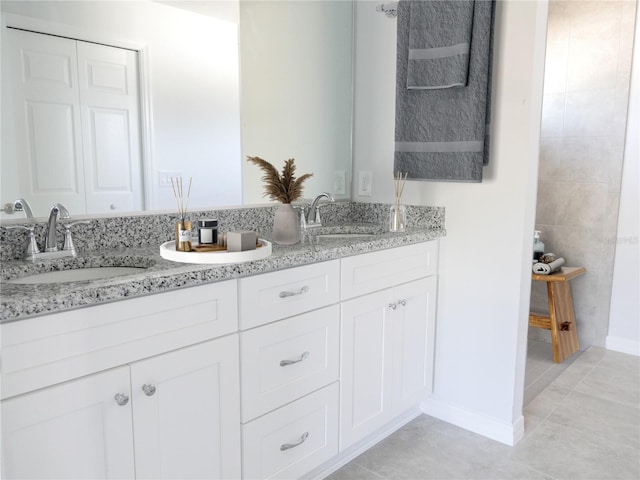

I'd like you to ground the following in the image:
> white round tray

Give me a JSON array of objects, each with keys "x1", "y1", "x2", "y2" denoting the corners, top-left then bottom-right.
[{"x1": 160, "y1": 239, "x2": 272, "y2": 264}]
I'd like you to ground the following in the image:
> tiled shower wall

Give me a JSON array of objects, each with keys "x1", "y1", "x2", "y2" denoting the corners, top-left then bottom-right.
[{"x1": 531, "y1": 0, "x2": 637, "y2": 347}]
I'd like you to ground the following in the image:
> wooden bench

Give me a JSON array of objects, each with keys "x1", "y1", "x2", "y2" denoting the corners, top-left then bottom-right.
[{"x1": 530, "y1": 266, "x2": 585, "y2": 363}]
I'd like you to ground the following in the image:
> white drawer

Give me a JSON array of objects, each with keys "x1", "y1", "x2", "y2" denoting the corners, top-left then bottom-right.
[
  {"x1": 239, "y1": 260, "x2": 340, "y2": 330},
  {"x1": 340, "y1": 241, "x2": 438, "y2": 300},
  {"x1": 241, "y1": 383, "x2": 339, "y2": 480},
  {"x1": 240, "y1": 305, "x2": 339, "y2": 422},
  {"x1": 1, "y1": 280, "x2": 238, "y2": 399}
]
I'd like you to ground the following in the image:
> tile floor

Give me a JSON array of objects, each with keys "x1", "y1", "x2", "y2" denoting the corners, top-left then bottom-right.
[
  {"x1": 326, "y1": 345, "x2": 640, "y2": 480},
  {"x1": 523, "y1": 339, "x2": 579, "y2": 406}
]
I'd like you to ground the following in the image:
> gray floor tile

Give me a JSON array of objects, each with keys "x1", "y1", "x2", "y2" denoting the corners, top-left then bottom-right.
[
  {"x1": 598, "y1": 349, "x2": 640, "y2": 374},
  {"x1": 551, "y1": 360, "x2": 595, "y2": 390},
  {"x1": 326, "y1": 346, "x2": 638, "y2": 480},
  {"x1": 510, "y1": 420, "x2": 640, "y2": 479},
  {"x1": 324, "y1": 462, "x2": 386, "y2": 480},
  {"x1": 574, "y1": 345, "x2": 608, "y2": 365},
  {"x1": 574, "y1": 363, "x2": 640, "y2": 407},
  {"x1": 524, "y1": 368, "x2": 569, "y2": 406},
  {"x1": 548, "y1": 389, "x2": 640, "y2": 449},
  {"x1": 479, "y1": 459, "x2": 555, "y2": 480},
  {"x1": 524, "y1": 384, "x2": 571, "y2": 419}
]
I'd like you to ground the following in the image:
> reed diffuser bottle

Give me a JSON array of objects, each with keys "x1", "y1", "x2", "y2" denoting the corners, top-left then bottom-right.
[
  {"x1": 171, "y1": 176, "x2": 192, "y2": 252},
  {"x1": 389, "y1": 171, "x2": 407, "y2": 232}
]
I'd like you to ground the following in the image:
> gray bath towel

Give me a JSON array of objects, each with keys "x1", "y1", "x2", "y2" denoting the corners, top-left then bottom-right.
[
  {"x1": 407, "y1": 0, "x2": 474, "y2": 89},
  {"x1": 395, "y1": 0, "x2": 495, "y2": 182}
]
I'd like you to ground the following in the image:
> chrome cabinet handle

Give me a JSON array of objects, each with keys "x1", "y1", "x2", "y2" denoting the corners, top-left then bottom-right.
[
  {"x1": 280, "y1": 432, "x2": 309, "y2": 451},
  {"x1": 398, "y1": 299, "x2": 406, "y2": 306},
  {"x1": 279, "y1": 285, "x2": 309, "y2": 298},
  {"x1": 114, "y1": 393, "x2": 129, "y2": 406},
  {"x1": 142, "y1": 384, "x2": 157, "y2": 396},
  {"x1": 280, "y1": 351, "x2": 309, "y2": 367},
  {"x1": 388, "y1": 302, "x2": 397, "y2": 310}
]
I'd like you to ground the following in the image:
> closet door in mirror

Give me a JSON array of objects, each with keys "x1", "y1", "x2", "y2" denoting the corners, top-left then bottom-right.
[
  {"x1": 2, "y1": 28, "x2": 86, "y2": 216},
  {"x1": 77, "y1": 41, "x2": 143, "y2": 214}
]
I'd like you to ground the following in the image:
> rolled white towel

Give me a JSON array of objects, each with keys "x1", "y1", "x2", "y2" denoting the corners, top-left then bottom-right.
[{"x1": 532, "y1": 257, "x2": 565, "y2": 275}]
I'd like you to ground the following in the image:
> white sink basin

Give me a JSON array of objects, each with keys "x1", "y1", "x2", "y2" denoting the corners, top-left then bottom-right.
[{"x1": 7, "y1": 267, "x2": 147, "y2": 284}]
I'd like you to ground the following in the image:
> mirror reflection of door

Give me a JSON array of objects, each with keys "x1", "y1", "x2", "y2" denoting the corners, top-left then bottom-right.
[{"x1": 2, "y1": 27, "x2": 143, "y2": 217}]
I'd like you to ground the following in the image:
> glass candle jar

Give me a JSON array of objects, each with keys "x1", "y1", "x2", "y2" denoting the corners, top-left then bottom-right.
[{"x1": 198, "y1": 219, "x2": 218, "y2": 245}]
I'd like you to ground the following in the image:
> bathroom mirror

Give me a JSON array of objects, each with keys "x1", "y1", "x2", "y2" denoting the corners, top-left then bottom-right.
[{"x1": 0, "y1": 0, "x2": 353, "y2": 219}]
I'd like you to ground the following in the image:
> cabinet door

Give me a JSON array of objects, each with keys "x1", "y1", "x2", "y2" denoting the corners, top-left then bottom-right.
[
  {"x1": 130, "y1": 336, "x2": 241, "y2": 480},
  {"x1": 339, "y1": 290, "x2": 394, "y2": 450},
  {"x1": 391, "y1": 276, "x2": 437, "y2": 416},
  {"x1": 1, "y1": 366, "x2": 134, "y2": 479}
]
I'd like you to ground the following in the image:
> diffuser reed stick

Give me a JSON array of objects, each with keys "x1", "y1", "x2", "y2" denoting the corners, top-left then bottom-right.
[
  {"x1": 170, "y1": 176, "x2": 192, "y2": 222},
  {"x1": 393, "y1": 171, "x2": 407, "y2": 205}
]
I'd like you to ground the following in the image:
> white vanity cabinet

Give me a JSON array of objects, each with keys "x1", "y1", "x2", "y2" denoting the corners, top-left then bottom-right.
[
  {"x1": 339, "y1": 242, "x2": 438, "y2": 450},
  {"x1": 1, "y1": 281, "x2": 241, "y2": 480},
  {"x1": 1, "y1": 337, "x2": 241, "y2": 480},
  {"x1": 1, "y1": 239, "x2": 441, "y2": 480}
]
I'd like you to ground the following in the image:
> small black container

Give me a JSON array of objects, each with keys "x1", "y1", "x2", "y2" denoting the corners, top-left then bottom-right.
[{"x1": 198, "y1": 219, "x2": 218, "y2": 245}]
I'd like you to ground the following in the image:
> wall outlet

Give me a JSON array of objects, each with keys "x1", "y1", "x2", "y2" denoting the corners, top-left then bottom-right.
[
  {"x1": 158, "y1": 170, "x2": 183, "y2": 188},
  {"x1": 357, "y1": 171, "x2": 373, "y2": 196},
  {"x1": 333, "y1": 170, "x2": 346, "y2": 195}
]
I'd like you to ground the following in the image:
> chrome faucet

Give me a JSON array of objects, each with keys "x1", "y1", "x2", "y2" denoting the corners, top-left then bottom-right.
[
  {"x1": 306, "y1": 192, "x2": 335, "y2": 227},
  {"x1": 3, "y1": 198, "x2": 35, "y2": 219},
  {"x1": 12, "y1": 198, "x2": 35, "y2": 220},
  {"x1": 45, "y1": 203, "x2": 70, "y2": 252}
]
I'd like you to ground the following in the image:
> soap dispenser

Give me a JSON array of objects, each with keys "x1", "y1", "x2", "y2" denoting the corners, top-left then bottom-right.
[{"x1": 533, "y1": 230, "x2": 545, "y2": 261}]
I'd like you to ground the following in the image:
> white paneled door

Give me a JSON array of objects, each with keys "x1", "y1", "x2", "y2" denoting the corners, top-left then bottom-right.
[
  {"x1": 2, "y1": 28, "x2": 143, "y2": 216},
  {"x1": 77, "y1": 41, "x2": 143, "y2": 214},
  {"x1": 340, "y1": 276, "x2": 437, "y2": 450},
  {"x1": 130, "y1": 337, "x2": 242, "y2": 480},
  {"x1": 1, "y1": 366, "x2": 135, "y2": 479}
]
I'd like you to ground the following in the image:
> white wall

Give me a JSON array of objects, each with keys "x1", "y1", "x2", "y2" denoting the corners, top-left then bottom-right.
[
  {"x1": 608, "y1": 4, "x2": 640, "y2": 356},
  {"x1": 1, "y1": 0, "x2": 242, "y2": 212},
  {"x1": 352, "y1": 0, "x2": 549, "y2": 445}
]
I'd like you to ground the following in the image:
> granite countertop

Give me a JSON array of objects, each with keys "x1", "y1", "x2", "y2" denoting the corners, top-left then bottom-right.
[{"x1": 0, "y1": 226, "x2": 445, "y2": 323}]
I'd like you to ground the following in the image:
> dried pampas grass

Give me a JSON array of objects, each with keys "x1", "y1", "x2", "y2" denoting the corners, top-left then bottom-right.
[{"x1": 247, "y1": 156, "x2": 313, "y2": 203}]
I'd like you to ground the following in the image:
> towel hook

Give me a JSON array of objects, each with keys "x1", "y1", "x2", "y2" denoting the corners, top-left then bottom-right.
[{"x1": 376, "y1": 2, "x2": 398, "y2": 18}]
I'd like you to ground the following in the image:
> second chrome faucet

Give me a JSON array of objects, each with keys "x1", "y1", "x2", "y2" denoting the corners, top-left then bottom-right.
[{"x1": 305, "y1": 192, "x2": 335, "y2": 227}]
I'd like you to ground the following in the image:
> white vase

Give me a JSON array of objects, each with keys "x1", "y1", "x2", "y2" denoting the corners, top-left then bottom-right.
[{"x1": 273, "y1": 203, "x2": 300, "y2": 245}]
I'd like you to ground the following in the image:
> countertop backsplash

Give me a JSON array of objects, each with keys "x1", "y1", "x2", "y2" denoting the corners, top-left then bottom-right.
[{"x1": 0, "y1": 202, "x2": 444, "y2": 263}]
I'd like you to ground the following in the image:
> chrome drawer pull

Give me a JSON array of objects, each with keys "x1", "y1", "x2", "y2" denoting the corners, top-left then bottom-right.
[
  {"x1": 114, "y1": 393, "x2": 129, "y2": 406},
  {"x1": 279, "y1": 285, "x2": 309, "y2": 298},
  {"x1": 280, "y1": 351, "x2": 309, "y2": 367},
  {"x1": 280, "y1": 431, "x2": 309, "y2": 451}
]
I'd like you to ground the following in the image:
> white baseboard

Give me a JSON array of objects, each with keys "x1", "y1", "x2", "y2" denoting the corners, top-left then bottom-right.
[
  {"x1": 420, "y1": 396, "x2": 525, "y2": 446},
  {"x1": 606, "y1": 336, "x2": 640, "y2": 356}
]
